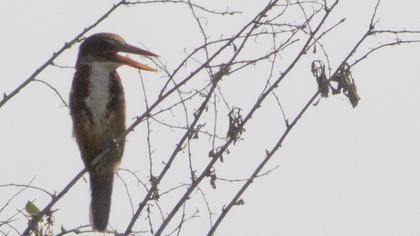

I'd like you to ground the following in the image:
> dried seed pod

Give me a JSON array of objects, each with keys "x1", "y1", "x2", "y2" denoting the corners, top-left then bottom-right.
[
  {"x1": 227, "y1": 107, "x2": 245, "y2": 144},
  {"x1": 311, "y1": 60, "x2": 329, "y2": 97},
  {"x1": 331, "y1": 63, "x2": 360, "y2": 107}
]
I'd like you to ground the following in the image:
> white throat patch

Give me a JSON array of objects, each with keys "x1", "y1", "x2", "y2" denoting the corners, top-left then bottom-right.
[{"x1": 84, "y1": 62, "x2": 118, "y2": 127}]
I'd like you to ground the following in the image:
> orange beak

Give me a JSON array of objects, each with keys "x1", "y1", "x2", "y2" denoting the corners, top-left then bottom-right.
[{"x1": 112, "y1": 43, "x2": 158, "y2": 71}]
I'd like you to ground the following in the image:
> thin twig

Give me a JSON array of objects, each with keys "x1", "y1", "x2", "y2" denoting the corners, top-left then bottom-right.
[{"x1": 0, "y1": 0, "x2": 126, "y2": 109}]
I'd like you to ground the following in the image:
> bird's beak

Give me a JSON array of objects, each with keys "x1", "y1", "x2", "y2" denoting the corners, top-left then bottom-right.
[{"x1": 112, "y1": 43, "x2": 158, "y2": 71}]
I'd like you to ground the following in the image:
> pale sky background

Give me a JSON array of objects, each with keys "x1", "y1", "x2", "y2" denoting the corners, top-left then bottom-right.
[{"x1": 1, "y1": 0, "x2": 420, "y2": 236}]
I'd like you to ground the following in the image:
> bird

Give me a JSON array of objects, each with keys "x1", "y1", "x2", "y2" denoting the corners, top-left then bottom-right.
[{"x1": 69, "y1": 33, "x2": 157, "y2": 231}]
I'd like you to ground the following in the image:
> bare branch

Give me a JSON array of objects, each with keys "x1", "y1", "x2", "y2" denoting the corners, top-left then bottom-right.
[{"x1": 0, "y1": 0, "x2": 127, "y2": 109}]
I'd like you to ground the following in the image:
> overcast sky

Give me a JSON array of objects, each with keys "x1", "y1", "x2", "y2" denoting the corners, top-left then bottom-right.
[{"x1": 1, "y1": 1, "x2": 420, "y2": 236}]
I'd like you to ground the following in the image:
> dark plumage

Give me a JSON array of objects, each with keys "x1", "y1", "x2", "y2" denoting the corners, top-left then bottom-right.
[{"x1": 69, "y1": 33, "x2": 157, "y2": 231}]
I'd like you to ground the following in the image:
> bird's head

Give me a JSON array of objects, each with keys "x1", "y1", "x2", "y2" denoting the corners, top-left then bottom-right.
[{"x1": 76, "y1": 33, "x2": 158, "y2": 71}]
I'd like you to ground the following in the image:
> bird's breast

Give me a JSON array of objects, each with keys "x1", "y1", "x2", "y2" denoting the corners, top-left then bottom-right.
[{"x1": 84, "y1": 64, "x2": 113, "y2": 131}]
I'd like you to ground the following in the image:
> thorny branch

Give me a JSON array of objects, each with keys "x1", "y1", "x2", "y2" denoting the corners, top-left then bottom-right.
[
  {"x1": 0, "y1": 0, "x2": 127, "y2": 109},
  {"x1": 152, "y1": 2, "x2": 278, "y2": 234},
  {"x1": 207, "y1": 1, "x2": 419, "y2": 235}
]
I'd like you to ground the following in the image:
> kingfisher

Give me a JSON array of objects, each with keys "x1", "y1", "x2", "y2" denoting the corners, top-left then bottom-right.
[{"x1": 69, "y1": 33, "x2": 157, "y2": 231}]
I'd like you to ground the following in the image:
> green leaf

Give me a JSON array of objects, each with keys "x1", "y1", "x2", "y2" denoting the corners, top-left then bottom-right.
[{"x1": 25, "y1": 201, "x2": 40, "y2": 216}]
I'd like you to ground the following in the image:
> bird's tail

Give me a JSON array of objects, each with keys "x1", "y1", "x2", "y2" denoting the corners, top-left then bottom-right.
[{"x1": 89, "y1": 172, "x2": 114, "y2": 232}]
